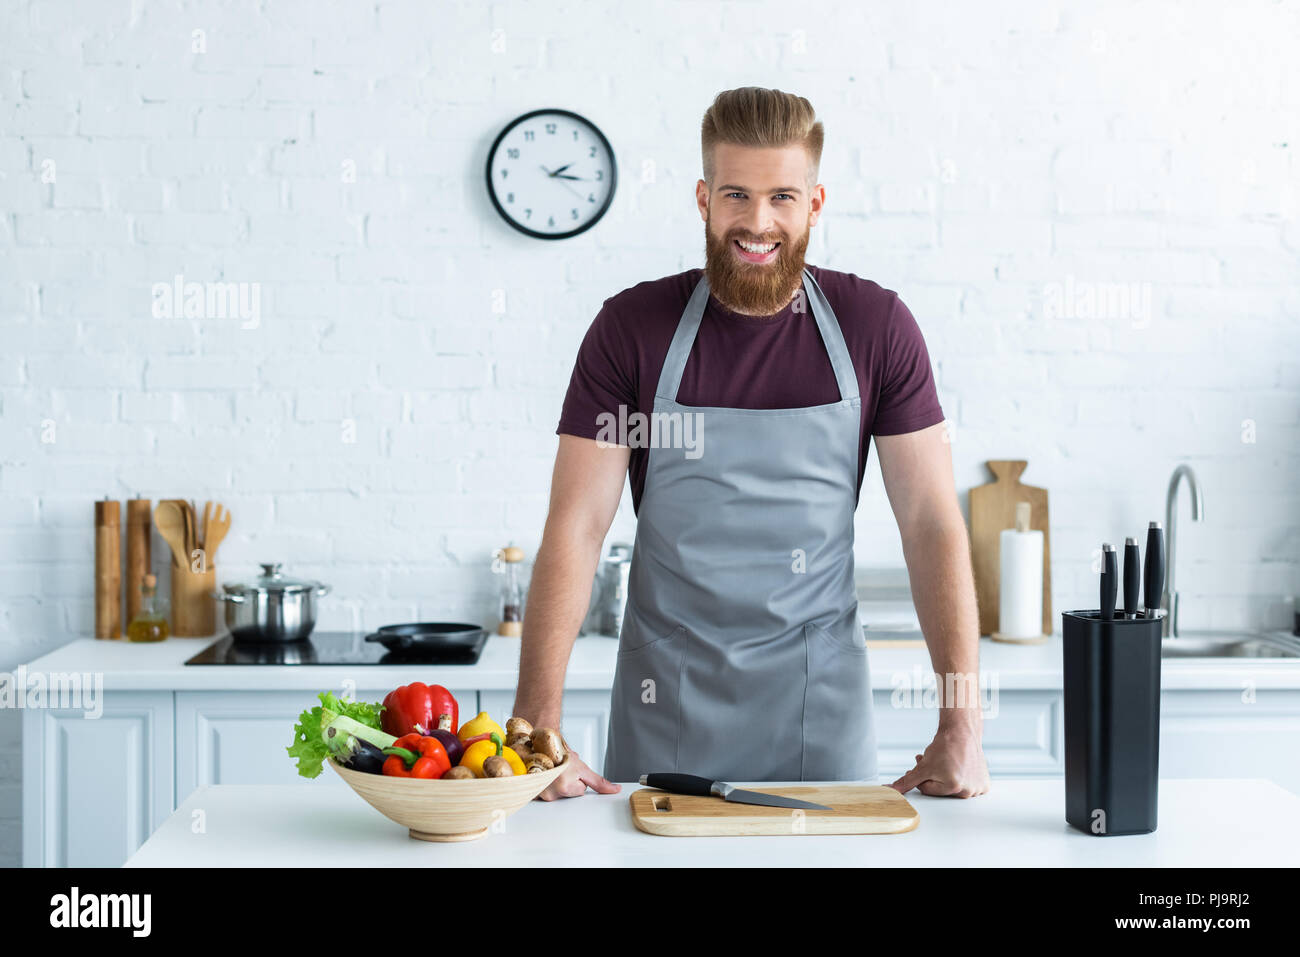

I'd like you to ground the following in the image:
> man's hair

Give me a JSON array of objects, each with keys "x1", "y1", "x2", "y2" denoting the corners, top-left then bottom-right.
[{"x1": 700, "y1": 87, "x2": 823, "y2": 187}]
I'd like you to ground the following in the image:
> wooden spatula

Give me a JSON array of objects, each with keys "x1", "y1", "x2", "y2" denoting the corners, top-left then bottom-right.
[
  {"x1": 204, "y1": 503, "x2": 232, "y2": 562},
  {"x1": 154, "y1": 500, "x2": 189, "y2": 568}
]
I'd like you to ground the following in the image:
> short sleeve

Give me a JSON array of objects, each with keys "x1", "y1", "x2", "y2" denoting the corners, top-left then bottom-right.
[
  {"x1": 871, "y1": 294, "x2": 945, "y2": 436},
  {"x1": 556, "y1": 300, "x2": 638, "y2": 440}
]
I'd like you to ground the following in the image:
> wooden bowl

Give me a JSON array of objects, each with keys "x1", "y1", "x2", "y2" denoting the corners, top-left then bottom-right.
[{"x1": 330, "y1": 756, "x2": 568, "y2": 842}]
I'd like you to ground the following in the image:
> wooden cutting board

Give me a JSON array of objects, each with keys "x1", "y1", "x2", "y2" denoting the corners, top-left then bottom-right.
[
  {"x1": 968, "y1": 460, "x2": 1052, "y2": 637},
  {"x1": 629, "y1": 785, "x2": 918, "y2": 836}
]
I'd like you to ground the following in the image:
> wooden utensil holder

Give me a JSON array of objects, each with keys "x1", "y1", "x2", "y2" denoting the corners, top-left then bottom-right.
[{"x1": 171, "y1": 565, "x2": 217, "y2": 637}]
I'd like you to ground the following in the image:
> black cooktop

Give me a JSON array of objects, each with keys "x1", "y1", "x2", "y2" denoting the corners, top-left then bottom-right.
[{"x1": 184, "y1": 630, "x2": 488, "y2": 666}]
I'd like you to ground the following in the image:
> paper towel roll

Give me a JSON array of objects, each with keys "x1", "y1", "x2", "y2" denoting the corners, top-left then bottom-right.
[{"x1": 998, "y1": 512, "x2": 1044, "y2": 640}]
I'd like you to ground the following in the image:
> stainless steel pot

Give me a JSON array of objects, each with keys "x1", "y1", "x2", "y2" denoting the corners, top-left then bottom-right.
[{"x1": 213, "y1": 563, "x2": 331, "y2": 643}]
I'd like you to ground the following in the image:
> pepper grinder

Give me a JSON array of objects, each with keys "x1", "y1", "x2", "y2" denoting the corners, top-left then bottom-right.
[
  {"x1": 493, "y1": 546, "x2": 525, "y2": 637},
  {"x1": 94, "y1": 498, "x2": 121, "y2": 639}
]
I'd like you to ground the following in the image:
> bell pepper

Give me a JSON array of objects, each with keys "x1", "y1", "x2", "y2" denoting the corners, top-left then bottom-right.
[
  {"x1": 501, "y1": 744, "x2": 526, "y2": 775},
  {"x1": 461, "y1": 732, "x2": 526, "y2": 777},
  {"x1": 381, "y1": 733, "x2": 451, "y2": 779},
  {"x1": 457, "y1": 710, "x2": 505, "y2": 744},
  {"x1": 381, "y1": 682, "x2": 459, "y2": 738}
]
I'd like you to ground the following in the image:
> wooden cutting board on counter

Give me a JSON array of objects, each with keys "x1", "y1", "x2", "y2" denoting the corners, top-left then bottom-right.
[
  {"x1": 629, "y1": 785, "x2": 918, "y2": 836},
  {"x1": 969, "y1": 459, "x2": 1052, "y2": 637}
]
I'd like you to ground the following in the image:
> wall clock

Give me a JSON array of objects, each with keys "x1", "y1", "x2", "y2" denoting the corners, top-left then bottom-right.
[{"x1": 485, "y1": 108, "x2": 617, "y2": 239}]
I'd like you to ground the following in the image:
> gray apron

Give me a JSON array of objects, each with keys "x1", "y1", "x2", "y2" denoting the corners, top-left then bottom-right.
[{"x1": 603, "y1": 267, "x2": 877, "y2": 783}]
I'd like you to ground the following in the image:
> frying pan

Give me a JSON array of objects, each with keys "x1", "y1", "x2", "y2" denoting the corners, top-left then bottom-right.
[{"x1": 364, "y1": 622, "x2": 486, "y2": 653}]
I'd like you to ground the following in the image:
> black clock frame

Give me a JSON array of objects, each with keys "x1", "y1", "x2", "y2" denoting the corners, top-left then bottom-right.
[{"x1": 485, "y1": 107, "x2": 617, "y2": 240}]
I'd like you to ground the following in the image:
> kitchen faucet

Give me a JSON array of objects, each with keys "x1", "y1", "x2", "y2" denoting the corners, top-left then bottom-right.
[{"x1": 1162, "y1": 464, "x2": 1204, "y2": 637}]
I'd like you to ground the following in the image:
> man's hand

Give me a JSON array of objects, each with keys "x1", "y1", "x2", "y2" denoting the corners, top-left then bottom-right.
[
  {"x1": 537, "y1": 750, "x2": 621, "y2": 800},
  {"x1": 889, "y1": 724, "x2": 990, "y2": 798}
]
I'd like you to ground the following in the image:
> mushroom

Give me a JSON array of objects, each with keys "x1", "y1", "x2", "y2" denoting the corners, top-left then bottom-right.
[
  {"x1": 530, "y1": 728, "x2": 566, "y2": 766},
  {"x1": 506, "y1": 716, "x2": 534, "y2": 738},
  {"x1": 483, "y1": 755, "x2": 514, "y2": 778},
  {"x1": 525, "y1": 754, "x2": 554, "y2": 773},
  {"x1": 443, "y1": 766, "x2": 474, "y2": 780},
  {"x1": 506, "y1": 731, "x2": 532, "y2": 753}
]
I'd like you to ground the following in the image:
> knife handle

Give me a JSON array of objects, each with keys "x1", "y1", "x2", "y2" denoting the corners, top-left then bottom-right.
[
  {"x1": 1144, "y1": 521, "x2": 1165, "y2": 616},
  {"x1": 640, "y1": 773, "x2": 715, "y2": 796},
  {"x1": 1123, "y1": 538, "x2": 1140, "y2": 618},
  {"x1": 1100, "y1": 543, "x2": 1117, "y2": 621}
]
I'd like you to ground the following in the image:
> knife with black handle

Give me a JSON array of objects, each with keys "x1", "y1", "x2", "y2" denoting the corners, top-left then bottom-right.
[
  {"x1": 640, "y1": 773, "x2": 832, "y2": 811},
  {"x1": 1123, "y1": 537, "x2": 1141, "y2": 619},
  {"x1": 1144, "y1": 521, "x2": 1165, "y2": 620},
  {"x1": 1100, "y1": 543, "x2": 1117, "y2": 620}
]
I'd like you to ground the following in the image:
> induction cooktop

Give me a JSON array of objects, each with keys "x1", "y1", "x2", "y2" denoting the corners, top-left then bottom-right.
[{"x1": 184, "y1": 630, "x2": 488, "y2": 666}]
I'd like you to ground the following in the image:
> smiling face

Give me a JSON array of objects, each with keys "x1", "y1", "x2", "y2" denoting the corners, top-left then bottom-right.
[{"x1": 697, "y1": 141, "x2": 825, "y2": 316}]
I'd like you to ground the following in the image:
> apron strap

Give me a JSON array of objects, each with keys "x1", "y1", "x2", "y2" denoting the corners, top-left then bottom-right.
[
  {"x1": 802, "y1": 268, "x2": 860, "y2": 402},
  {"x1": 655, "y1": 268, "x2": 860, "y2": 403}
]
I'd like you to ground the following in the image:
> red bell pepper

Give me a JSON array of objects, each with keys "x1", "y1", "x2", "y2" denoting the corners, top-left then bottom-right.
[
  {"x1": 381, "y1": 733, "x2": 451, "y2": 779},
  {"x1": 381, "y1": 682, "x2": 458, "y2": 738}
]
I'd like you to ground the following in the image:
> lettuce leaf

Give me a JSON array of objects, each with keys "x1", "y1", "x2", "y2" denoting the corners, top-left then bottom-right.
[{"x1": 287, "y1": 691, "x2": 385, "y2": 779}]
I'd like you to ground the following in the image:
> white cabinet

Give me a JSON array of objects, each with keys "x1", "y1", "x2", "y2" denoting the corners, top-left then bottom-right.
[
  {"x1": 175, "y1": 688, "x2": 478, "y2": 803},
  {"x1": 479, "y1": 690, "x2": 611, "y2": 775},
  {"x1": 22, "y1": 692, "x2": 173, "y2": 868},
  {"x1": 1160, "y1": 690, "x2": 1300, "y2": 795},
  {"x1": 873, "y1": 690, "x2": 1064, "y2": 778}
]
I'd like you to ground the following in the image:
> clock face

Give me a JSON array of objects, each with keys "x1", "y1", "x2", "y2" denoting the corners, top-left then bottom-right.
[{"x1": 486, "y1": 109, "x2": 617, "y2": 240}]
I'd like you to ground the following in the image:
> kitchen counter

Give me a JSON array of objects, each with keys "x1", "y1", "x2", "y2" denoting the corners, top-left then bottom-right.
[
  {"x1": 20, "y1": 631, "x2": 1300, "y2": 691},
  {"x1": 124, "y1": 777, "x2": 1300, "y2": 867}
]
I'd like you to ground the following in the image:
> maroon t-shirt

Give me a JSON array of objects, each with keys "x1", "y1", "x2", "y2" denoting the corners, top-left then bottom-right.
[{"x1": 557, "y1": 264, "x2": 945, "y2": 513}]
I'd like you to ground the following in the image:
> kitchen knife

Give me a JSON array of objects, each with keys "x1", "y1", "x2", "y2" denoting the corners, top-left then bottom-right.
[
  {"x1": 1100, "y1": 543, "x2": 1117, "y2": 620},
  {"x1": 1143, "y1": 521, "x2": 1165, "y2": 620},
  {"x1": 1123, "y1": 537, "x2": 1140, "y2": 619},
  {"x1": 640, "y1": 773, "x2": 833, "y2": 811}
]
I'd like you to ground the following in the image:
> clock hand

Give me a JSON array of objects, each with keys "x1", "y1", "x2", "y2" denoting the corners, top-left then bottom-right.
[
  {"x1": 551, "y1": 163, "x2": 573, "y2": 176},
  {"x1": 554, "y1": 177, "x2": 585, "y2": 202}
]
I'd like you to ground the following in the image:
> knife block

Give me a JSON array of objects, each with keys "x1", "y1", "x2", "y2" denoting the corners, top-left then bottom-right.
[{"x1": 1062, "y1": 610, "x2": 1161, "y2": 835}]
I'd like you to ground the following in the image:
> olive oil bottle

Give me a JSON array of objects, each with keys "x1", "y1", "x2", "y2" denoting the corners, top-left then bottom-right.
[{"x1": 127, "y1": 573, "x2": 169, "y2": 643}]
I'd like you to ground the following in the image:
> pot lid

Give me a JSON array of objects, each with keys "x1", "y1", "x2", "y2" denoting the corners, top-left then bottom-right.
[{"x1": 224, "y1": 562, "x2": 324, "y2": 595}]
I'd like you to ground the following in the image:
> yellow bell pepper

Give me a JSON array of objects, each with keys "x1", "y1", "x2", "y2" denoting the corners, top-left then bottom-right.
[
  {"x1": 457, "y1": 711, "x2": 505, "y2": 743},
  {"x1": 501, "y1": 746, "x2": 526, "y2": 775},
  {"x1": 460, "y1": 733, "x2": 528, "y2": 777}
]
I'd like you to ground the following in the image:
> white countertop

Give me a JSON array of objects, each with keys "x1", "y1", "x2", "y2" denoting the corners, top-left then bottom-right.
[
  {"x1": 124, "y1": 777, "x2": 1300, "y2": 867},
  {"x1": 21, "y1": 631, "x2": 1300, "y2": 692}
]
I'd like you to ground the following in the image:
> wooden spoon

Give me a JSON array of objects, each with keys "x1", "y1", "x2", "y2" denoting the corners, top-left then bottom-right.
[
  {"x1": 154, "y1": 500, "x2": 189, "y2": 568},
  {"x1": 201, "y1": 501, "x2": 211, "y2": 552}
]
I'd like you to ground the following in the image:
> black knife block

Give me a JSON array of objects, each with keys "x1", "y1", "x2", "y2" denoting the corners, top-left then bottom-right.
[{"x1": 1061, "y1": 610, "x2": 1161, "y2": 836}]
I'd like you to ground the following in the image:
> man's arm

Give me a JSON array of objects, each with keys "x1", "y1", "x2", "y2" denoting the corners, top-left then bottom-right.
[
  {"x1": 513, "y1": 434, "x2": 629, "y2": 796},
  {"x1": 875, "y1": 421, "x2": 990, "y2": 797}
]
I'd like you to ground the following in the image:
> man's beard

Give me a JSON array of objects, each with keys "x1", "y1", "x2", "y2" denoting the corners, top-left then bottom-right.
[{"x1": 704, "y1": 217, "x2": 810, "y2": 316}]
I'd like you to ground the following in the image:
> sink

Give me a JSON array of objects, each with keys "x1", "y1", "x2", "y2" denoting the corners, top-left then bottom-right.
[{"x1": 1160, "y1": 631, "x2": 1300, "y2": 659}]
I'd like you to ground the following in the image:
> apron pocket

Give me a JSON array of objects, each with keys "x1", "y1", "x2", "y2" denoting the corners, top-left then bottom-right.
[
  {"x1": 802, "y1": 621, "x2": 877, "y2": 781},
  {"x1": 605, "y1": 622, "x2": 686, "y2": 779}
]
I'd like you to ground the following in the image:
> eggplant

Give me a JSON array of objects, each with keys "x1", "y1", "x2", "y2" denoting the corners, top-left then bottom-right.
[{"x1": 326, "y1": 726, "x2": 387, "y2": 774}]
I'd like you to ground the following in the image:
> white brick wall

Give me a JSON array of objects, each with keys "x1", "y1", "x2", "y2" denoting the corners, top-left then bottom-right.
[{"x1": 2, "y1": 0, "x2": 1298, "y2": 865}]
